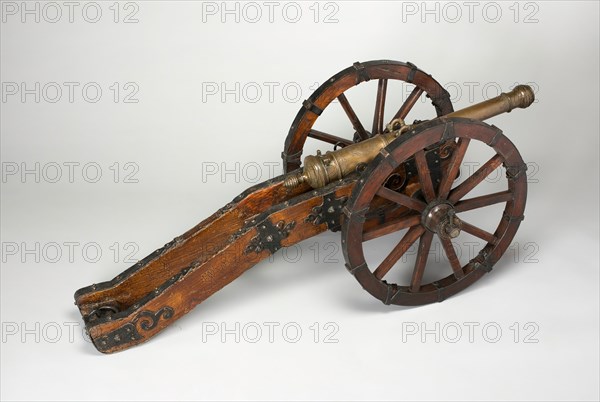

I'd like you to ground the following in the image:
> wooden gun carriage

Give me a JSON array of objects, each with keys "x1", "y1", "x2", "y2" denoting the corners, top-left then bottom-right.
[{"x1": 74, "y1": 60, "x2": 534, "y2": 353}]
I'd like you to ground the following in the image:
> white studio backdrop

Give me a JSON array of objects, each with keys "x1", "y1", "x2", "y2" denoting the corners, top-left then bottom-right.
[{"x1": 1, "y1": 1, "x2": 599, "y2": 401}]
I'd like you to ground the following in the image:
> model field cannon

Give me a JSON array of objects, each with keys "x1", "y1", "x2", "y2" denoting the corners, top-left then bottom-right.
[{"x1": 75, "y1": 60, "x2": 534, "y2": 353}]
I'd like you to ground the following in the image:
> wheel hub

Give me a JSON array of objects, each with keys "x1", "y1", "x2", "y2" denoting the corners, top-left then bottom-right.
[{"x1": 422, "y1": 202, "x2": 462, "y2": 239}]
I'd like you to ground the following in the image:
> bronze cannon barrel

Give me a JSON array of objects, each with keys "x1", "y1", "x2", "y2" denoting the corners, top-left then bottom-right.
[
  {"x1": 445, "y1": 84, "x2": 535, "y2": 121},
  {"x1": 284, "y1": 85, "x2": 534, "y2": 189}
]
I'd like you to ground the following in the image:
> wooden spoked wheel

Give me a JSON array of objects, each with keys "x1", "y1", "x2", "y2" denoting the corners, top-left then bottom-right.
[
  {"x1": 282, "y1": 60, "x2": 454, "y2": 173},
  {"x1": 342, "y1": 118, "x2": 527, "y2": 305}
]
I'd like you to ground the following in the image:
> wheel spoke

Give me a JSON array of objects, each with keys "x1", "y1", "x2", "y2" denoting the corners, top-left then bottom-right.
[
  {"x1": 374, "y1": 226, "x2": 425, "y2": 280},
  {"x1": 438, "y1": 138, "x2": 470, "y2": 200},
  {"x1": 372, "y1": 78, "x2": 388, "y2": 135},
  {"x1": 440, "y1": 237, "x2": 464, "y2": 279},
  {"x1": 363, "y1": 214, "x2": 421, "y2": 241},
  {"x1": 337, "y1": 93, "x2": 369, "y2": 141},
  {"x1": 454, "y1": 190, "x2": 513, "y2": 213},
  {"x1": 449, "y1": 154, "x2": 503, "y2": 203},
  {"x1": 415, "y1": 150, "x2": 436, "y2": 202},
  {"x1": 376, "y1": 186, "x2": 427, "y2": 212},
  {"x1": 393, "y1": 86, "x2": 423, "y2": 121},
  {"x1": 410, "y1": 231, "x2": 433, "y2": 292},
  {"x1": 307, "y1": 129, "x2": 353, "y2": 147},
  {"x1": 460, "y1": 220, "x2": 497, "y2": 244}
]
